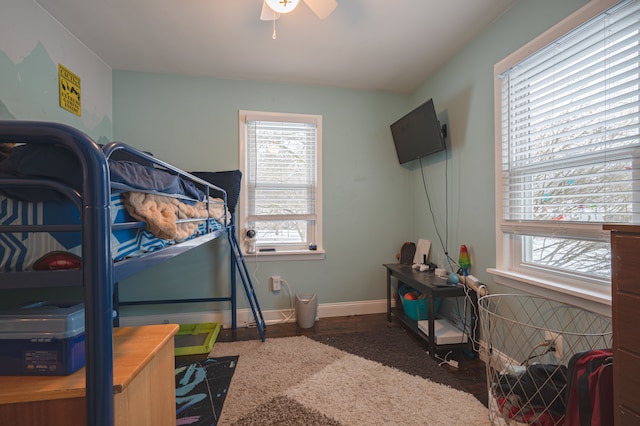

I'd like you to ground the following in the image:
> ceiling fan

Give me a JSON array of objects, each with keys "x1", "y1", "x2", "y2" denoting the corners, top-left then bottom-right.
[{"x1": 260, "y1": 0, "x2": 337, "y2": 21}]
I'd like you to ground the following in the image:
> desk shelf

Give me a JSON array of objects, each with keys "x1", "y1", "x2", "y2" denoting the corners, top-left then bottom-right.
[{"x1": 384, "y1": 263, "x2": 477, "y2": 358}]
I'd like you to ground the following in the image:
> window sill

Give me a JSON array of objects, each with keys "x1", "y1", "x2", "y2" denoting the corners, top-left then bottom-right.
[
  {"x1": 487, "y1": 268, "x2": 612, "y2": 318},
  {"x1": 243, "y1": 249, "x2": 326, "y2": 262}
]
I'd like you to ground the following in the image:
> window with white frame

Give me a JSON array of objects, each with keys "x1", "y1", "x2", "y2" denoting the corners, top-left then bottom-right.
[
  {"x1": 238, "y1": 110, "x2": 323, "y2": 258},
  {"x1": 492, "y1": 0, "x2": 640, "y2": 302}
]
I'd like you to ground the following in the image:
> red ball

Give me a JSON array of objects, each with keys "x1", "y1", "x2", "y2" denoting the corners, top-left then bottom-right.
[{"x1": 404, "y1": 292, "x2": 418, "y2": 300}]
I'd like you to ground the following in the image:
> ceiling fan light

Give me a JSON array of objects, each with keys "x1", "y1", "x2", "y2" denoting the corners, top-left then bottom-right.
[{"x1": 265, "y1": 0, "x2": 300, "y2": 14}]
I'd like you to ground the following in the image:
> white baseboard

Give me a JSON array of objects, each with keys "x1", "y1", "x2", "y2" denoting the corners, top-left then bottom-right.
[{"x1": 119, "y1": 298, "x2": 388, "y2": 328}]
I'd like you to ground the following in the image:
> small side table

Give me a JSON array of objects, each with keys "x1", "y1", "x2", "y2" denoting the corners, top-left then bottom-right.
[{"x1": 384, "y1": 263, "x2": 477, "y2": 358}]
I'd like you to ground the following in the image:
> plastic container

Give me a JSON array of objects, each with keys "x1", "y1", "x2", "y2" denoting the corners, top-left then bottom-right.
[
  {"x1": 295, "y1": 294, "x2": 318, "y2": 328},
  {"x1": 174, "y1": 322, "x2": 221, "y2": 356},
  {"x1": 398, "y1": 285, "x2": 441, "y2": 321},
  {"x1": 0, "y1": 301, "x2": 85, "y2": 375}
]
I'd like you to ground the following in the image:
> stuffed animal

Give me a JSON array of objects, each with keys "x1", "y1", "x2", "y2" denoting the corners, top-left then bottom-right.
[{"x1": 0, "y1": 142, "x2": 15, "y2": 161}]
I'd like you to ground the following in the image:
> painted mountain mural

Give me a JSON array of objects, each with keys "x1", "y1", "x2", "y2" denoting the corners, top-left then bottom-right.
[{"x1": 0, "y1": 41, "x2": 112, "y2": 143}]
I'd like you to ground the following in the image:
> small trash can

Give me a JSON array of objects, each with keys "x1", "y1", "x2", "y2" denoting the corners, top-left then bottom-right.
[{"x1": 295, "y1": 294, "x2": 318, "y2": 328}]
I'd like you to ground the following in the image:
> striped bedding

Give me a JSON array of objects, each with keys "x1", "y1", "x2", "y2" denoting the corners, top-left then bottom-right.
[{"x1": 0, "y1": 193, "x2": 223, "y2": 272}]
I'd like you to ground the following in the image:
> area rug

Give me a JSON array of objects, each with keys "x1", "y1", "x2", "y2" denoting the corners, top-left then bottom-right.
[
  {"x1": 308, "y1": 326, "x2": 481, "y2": 395},
  {"x1": 175, "y1": 356, "x2": 239, "y2": 425},
  {"x1": 210, "y1": 336, "x2": 491, "y2": 425}
]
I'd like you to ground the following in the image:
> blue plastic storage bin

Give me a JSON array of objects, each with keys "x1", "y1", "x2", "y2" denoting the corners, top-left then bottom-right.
[
  {"x1": 0, "y1": 301, "x2": 85, "y2": 375},
  {"x1": 398, "y1": 285, "x2": 442, "y2": 321}
]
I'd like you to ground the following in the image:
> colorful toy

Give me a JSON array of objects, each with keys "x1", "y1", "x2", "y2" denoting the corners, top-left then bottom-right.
[{"x1": 459, "y1": 244, "x2": 471, "y2": 276}]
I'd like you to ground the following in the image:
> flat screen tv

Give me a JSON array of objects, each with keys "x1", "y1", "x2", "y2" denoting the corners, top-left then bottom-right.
[{"x1": 390, "y1": 98, "x2": 446, "y2": 165}]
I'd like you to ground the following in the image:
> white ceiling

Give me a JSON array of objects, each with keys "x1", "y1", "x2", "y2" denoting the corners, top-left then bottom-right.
[{"x1": 35, "y1": 0, "x2": 517, "y2": 94}]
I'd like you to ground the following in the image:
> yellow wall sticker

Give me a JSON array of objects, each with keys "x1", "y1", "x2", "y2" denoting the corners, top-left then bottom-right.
[{"x1": 58, "y1": 64, "x2": 81, "y2": 116}]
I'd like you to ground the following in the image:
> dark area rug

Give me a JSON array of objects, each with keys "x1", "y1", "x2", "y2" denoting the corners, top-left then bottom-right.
[
  {"x1": 232, "y1": 395, "x2": 343, "y2": 426},
  {"x1": 175, "y1": 355, "x2": 239, "y2": 425},
  {"x1": 308, "y1": 325, "x2": 481, "y2": 399}
]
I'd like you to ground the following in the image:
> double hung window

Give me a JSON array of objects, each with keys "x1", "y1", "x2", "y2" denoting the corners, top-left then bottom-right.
[
  {"x1": 238, "y1": 110, "x2": 323, "y2": 258},
  {"x1": 493, "y1": 0, "x2": 640, "y2": 303}
]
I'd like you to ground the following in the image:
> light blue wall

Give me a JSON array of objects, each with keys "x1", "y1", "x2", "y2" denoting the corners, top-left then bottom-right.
[
  {"x1": 113, "y1": 71, "x2": 412, "y2": 314},
  {"x1": 0, "y1": 0, "x2": 112, "y2": 141},
  {"x1": 1, "y1": 0, "x2": 596, "y2": 317},
  {"x1": 408, "y1": 0, "x2": 591, "y2": 292}
]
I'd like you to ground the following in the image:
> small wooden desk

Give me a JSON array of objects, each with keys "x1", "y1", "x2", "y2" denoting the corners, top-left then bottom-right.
[{"x1": 0, "y1": 324, "x2": 179, "y2": 426}]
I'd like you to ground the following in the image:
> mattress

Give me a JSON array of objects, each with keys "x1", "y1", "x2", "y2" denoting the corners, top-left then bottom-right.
[{"x1": 0, "y1": 193, "x2": 223, "y2": 272}]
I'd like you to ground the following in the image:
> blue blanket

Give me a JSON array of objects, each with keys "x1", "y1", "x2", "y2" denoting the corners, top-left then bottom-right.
[{"x1": 0, "y1": 144, "x2": 203, "y2": 201}]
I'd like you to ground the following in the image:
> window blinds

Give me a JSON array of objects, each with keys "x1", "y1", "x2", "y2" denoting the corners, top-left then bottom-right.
[
  {"x1": 245, "y1": 119, "x2": 317, "y2": 223},
  {"x1": 499, "y1": 0, "x2": 640, "y2": 224}
]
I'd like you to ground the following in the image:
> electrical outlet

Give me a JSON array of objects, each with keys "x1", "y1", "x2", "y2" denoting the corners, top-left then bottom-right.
[
  {"x1": 544, "y1": 331, "x2": 564, "y2": 359},
  {"x1": 270, "y1": 275, "x2": 282, "y2": 292}
]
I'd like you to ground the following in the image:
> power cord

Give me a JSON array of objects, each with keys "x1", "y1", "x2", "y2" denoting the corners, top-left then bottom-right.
[
  {"x1": 275, "y1": 278, "x2": 295, "y2": 324},
  {"x1": 435, "y1": 351, "x2": 459, "y2": 368},
  {"x1": 450, "y1": 279, "x2": 487, "y2": 354},
  {"x1": 521, "y1": 341, "x2": 554, "y2": 366},
  {"x1": 247, "y1": 243, "x2": 260, "y2": 297},
  {"x1": 247, "y1": 277, "x2": 295, "y2": 328},
  {"x1": 419, "y1": 152, "x2": 450, "y2": 270},
  {"x1": 462, "y1": 283, "x2": 482, "y2": 353},
  {"x1": 243, "y1": 253, "x2": 295, "y2": 328}
]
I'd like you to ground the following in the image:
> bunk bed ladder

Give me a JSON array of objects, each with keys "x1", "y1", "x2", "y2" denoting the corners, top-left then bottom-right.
[{"x1": 228, "y1": 226, "x2": 266, "y2": 341}]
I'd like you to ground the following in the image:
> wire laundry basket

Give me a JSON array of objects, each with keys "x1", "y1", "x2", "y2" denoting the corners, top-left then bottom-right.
[{"x1": 478, "y1": 294, "x2": 612, "y2": 425}]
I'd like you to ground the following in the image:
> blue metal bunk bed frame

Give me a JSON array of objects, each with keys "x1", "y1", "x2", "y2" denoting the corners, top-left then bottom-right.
[{"x1": 0, "y1": 121, "x2": 266, "y2": 426}]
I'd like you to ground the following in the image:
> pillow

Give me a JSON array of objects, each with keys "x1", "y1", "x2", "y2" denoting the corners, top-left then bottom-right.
[
  {"x1": 191, "y1": 170, "x2": 242, "y2": 214},
  {"x1": 0, "y1": 143, "x2": 83, "y2": 201},
  {"x1": 110, "y1": 160, "x2": 204, "y2": 200}
]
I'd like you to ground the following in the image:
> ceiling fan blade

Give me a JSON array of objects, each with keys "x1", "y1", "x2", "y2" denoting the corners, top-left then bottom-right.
[
  {"x1": 303, "y1": 0, "x2": 337, "y2": 20},
  {"x1": 260, "y1": 1, "x2": 280, "y2": 21}
]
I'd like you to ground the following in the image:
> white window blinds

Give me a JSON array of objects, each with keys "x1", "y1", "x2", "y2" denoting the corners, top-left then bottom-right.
[
  {"x1": 246, "y1": 119, "x2": 317, "y2": 224},
  {"x1": 499, "y1": 0, "x2": 640, "y2": 225}
]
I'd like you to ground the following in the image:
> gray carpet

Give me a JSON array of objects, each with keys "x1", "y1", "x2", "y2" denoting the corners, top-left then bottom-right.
[{"x1": 210, "y1": 330, "x2": 490, "y2": 425}]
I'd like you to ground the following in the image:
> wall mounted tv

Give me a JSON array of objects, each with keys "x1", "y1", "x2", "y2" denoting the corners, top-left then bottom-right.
[{"x1": 390, "y1": 98, "x2": 446, "y2": 165}]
